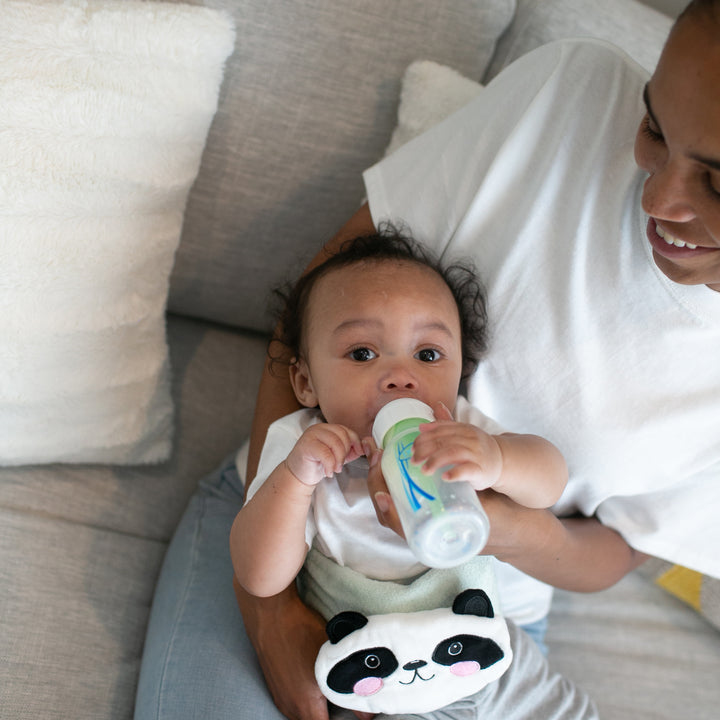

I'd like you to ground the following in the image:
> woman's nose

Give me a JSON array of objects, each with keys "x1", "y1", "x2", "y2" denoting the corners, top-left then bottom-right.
[{"x1": 642, "y1": 159, "x2": 696, "y2": 223}]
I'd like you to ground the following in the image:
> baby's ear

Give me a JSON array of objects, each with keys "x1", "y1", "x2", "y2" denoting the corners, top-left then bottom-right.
[{"x1": 289, "y1": 358, "x2": 319, "y2": 408}]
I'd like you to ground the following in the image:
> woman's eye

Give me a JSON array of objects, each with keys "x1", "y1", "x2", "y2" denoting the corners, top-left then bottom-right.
[
  {"x1": 416, "y1": 348, "x2": 441, "y2": 362},
  {"x1": 642, "y1": 115, "x2": 664, "y2": 144},
  {"x1": 706, "y1": 172, "x2": 720, "y2": 199},
  {"x1": 349, "y1": 347, "x2": 376, "y2": 362}
]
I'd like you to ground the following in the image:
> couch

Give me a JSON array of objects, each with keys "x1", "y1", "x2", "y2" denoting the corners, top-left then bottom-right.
[{"x1": 1, "y1": 0, "x2": 719, "y2": 718}]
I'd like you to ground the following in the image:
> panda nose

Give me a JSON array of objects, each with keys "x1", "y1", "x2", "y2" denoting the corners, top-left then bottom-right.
[{"x1": 403, "y1": 660, "x2": 427, "y2": 671}]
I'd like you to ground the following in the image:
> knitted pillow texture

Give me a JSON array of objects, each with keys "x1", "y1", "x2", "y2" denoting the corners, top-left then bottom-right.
[{"x1": 0, "y1": 0, "x2": 235, "y2": 465}]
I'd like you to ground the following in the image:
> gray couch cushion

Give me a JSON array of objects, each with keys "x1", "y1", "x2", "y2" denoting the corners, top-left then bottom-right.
[
  {"x1": 484, "y1": 0, "x2": 672, "y2": 80},
  {"x1": 0, "y1": 318, "x2": 267, "y2": 719},
  {"x1": 0, "y1": 508, "x2": 166, "y2": 720},
  {"x1": 167, "y1": 0, "x2": 516, "y2": 332},
  {"x1": 547, "y1": 572, "x2": 720, "y2": 719}
]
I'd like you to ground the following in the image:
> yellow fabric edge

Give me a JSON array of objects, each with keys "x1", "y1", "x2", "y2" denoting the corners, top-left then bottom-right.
[{"x1": 656, "y1": 565, "x2": 704, "y2": 612}]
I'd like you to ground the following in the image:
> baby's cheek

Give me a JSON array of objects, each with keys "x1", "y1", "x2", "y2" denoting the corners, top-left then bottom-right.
[
  {"x1": 451, "y1": 661, "x2": 480, "y2": 677},
  {"x1": 353, "y1": 676, "x2": 383, "y2": 696}
]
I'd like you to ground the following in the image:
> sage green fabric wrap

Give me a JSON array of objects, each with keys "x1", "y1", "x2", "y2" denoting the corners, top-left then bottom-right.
[{"x1": 299, "y1": 546, "x2": 501, "y2": 621}]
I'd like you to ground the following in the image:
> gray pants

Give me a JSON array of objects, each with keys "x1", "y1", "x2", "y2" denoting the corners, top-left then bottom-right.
[{"x1": 135, "y1": 457, "x2": 598, "y2": 720}]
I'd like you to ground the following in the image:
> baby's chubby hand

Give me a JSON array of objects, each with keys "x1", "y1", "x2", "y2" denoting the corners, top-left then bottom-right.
[
  {"x1": 285, "y1": 424, "x2": 364, "y2": 487},
  {"x1": 413, "y1": 401, "x2": 504, "y2": 492}
]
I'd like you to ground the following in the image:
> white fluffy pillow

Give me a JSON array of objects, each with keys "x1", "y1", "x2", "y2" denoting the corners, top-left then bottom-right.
[
  {"x1": 385, "y1": 61, "x2": 483, "y2": 156},
  {"x1": 0, "y1": 0, "x2": 235, "y2": 465}
]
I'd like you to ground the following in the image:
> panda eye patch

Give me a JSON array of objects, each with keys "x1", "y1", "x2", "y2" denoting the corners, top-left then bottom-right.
[
  {"x1": 432, "y1": 634, "x2": 505, "y2": 669},
  {"x1": 326, "y1": 646, "x2": 399, "y2": 694}
]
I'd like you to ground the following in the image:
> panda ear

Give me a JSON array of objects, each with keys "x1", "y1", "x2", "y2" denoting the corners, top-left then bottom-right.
[
  {"x1": 452, "y1": 589, "x2": 494, "y2": 618},
  {"x1": 326, "y1": 611, "x2": 369, "y2": 644}
]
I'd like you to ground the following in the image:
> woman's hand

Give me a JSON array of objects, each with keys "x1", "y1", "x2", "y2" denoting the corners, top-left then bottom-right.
[
  {"x1": 235, "y1": 580, "x2": 375, "y2": 720},
  {"x1": 235, "y1": 579, "x2": 330, "y2": 720},
  {"x1": 364, "y1": 437, "x2": 402, "y2": 538}
]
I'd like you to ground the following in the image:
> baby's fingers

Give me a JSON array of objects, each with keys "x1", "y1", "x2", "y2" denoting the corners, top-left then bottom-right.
[
  {"x1": 319, "y1": 425, "x2": 362, "y2": 473},
  {"x1": 413, "y1": 429, "x2": 476, "y2": 468},
  {"x1": 440, "y1": 462, "x2": 494, "y2": 489}
]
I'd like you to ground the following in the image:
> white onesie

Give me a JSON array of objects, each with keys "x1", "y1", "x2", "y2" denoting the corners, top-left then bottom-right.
[{"x1": 247, "y1": 397, "x2": 549, "y2": 623}]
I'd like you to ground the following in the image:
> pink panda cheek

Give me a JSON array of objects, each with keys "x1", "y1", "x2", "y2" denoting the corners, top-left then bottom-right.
[
  {"x1": 451, "y1": 661, "x2": 480, "y2": 677},
  {"x1": 353, "y1": 676, "x2": 383, "y2": 696}
]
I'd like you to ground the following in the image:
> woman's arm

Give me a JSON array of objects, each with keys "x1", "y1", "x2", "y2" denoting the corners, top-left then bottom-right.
[
  {"x1": 233, "y1": 577, "x2": 331, "y2": 720},
  {"x1": 479, "y1": 490, "x2": 648, "y2": 592}
]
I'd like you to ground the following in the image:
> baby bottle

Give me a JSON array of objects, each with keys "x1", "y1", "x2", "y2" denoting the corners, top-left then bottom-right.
[{"x1": 371, "y1": 398, "x2": 490, "y2": 568}]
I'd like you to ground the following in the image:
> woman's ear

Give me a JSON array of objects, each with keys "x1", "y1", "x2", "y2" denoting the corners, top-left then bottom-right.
[{"x1": 289, "y1": 358, "x2": 319, "y2": 408}]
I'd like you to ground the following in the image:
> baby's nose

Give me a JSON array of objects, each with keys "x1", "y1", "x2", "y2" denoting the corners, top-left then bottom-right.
[{"x1": 382, "y1": 365, "x2": 418, "y2": 390}]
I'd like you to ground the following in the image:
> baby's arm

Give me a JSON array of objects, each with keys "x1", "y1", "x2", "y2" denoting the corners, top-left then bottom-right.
[
  {"x1": 412, "y1": 403, "x2": 566, "y2": 509},
  {"x1": 230, "y1": 423, "x2": 362, "y2": 597}
]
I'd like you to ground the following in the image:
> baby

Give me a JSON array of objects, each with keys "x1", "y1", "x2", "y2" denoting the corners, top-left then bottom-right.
[{"x1": 230, "y1": 227, "x2": 572, "y2": 717}]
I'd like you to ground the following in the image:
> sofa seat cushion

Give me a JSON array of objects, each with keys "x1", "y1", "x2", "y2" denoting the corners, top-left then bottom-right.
[
  {"x1": 0, "y1": 316, "x2": 268, "y2": 719},
  {"x1": 547, "y1": 572, "x2": 720, "y2": 718}
]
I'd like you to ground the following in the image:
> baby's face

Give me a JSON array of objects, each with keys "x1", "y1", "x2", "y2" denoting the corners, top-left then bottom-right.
[{"x1": 290, "y1": 260, "x2": 464, "y2": 440}]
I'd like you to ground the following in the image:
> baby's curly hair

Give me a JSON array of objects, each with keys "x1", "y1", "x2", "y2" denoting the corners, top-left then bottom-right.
[{"x1": 269, "y1": 224, "x2": 489, "y2": 380}]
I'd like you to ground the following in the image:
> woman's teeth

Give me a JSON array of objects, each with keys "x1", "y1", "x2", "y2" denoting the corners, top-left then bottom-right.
[{"x1": 656, "y1": 223, "x2": 697, "y2": 249}]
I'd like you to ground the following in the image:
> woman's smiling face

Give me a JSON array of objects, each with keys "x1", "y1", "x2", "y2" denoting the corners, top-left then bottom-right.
[{"x1": 634, "y1": 10, "x2": 720, "y2": 292}]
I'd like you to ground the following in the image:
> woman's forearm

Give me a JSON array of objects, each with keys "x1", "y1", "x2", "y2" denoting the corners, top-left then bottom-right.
[{"x1": 486, "y1": 493, "x2": 647, "y2": 592}]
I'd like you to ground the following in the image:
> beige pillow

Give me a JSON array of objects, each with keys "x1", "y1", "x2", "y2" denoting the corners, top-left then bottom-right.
[
  {"x1": 0, "y1": 0, "x2": 235, "y2": 465},
  {"x1": 385, "y1": 60, "x2": 483, "y2": 156}
]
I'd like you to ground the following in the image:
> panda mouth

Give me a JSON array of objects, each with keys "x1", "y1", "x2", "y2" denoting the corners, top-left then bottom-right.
[{"x1": 399, "y1": 667, "x2": 436, "y2": 685}]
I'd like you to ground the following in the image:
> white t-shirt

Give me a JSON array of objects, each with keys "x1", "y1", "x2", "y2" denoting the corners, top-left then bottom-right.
[
  {"x1": 247, "y1": 397, "x2": 553, "y2": 624},
  {"x1": 364, "y1": 39, "x2": 720, "y2": 577}
]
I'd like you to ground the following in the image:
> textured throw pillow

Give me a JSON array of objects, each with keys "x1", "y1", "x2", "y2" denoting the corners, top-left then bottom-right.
[
  {"x1": 384, "y1": 61, "x2": 484, "y2": 157},
  {"x1": 0, "y1": 0, "x2": 235, "y2": 465},
  {"x1": 375, "y1": 60, "x2": 483, "y2": 219}
]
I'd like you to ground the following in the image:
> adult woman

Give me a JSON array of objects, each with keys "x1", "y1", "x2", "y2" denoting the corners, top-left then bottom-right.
[{"x1": 135, "y1": 2, "x2": 720, "y2": 719}]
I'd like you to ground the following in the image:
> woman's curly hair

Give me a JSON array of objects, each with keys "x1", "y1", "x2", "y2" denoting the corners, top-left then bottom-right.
[{"x1": 269, "y1": 224, "x2": 490, "y2": 380}]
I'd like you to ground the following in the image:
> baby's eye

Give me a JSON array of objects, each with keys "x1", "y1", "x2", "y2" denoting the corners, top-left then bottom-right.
[
  {"x1": 349, "y1": 347, "x2": 376, "y2": 362},
  {"x1": 416, "y1": 348, "x2": 441, "y2": 362}
]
